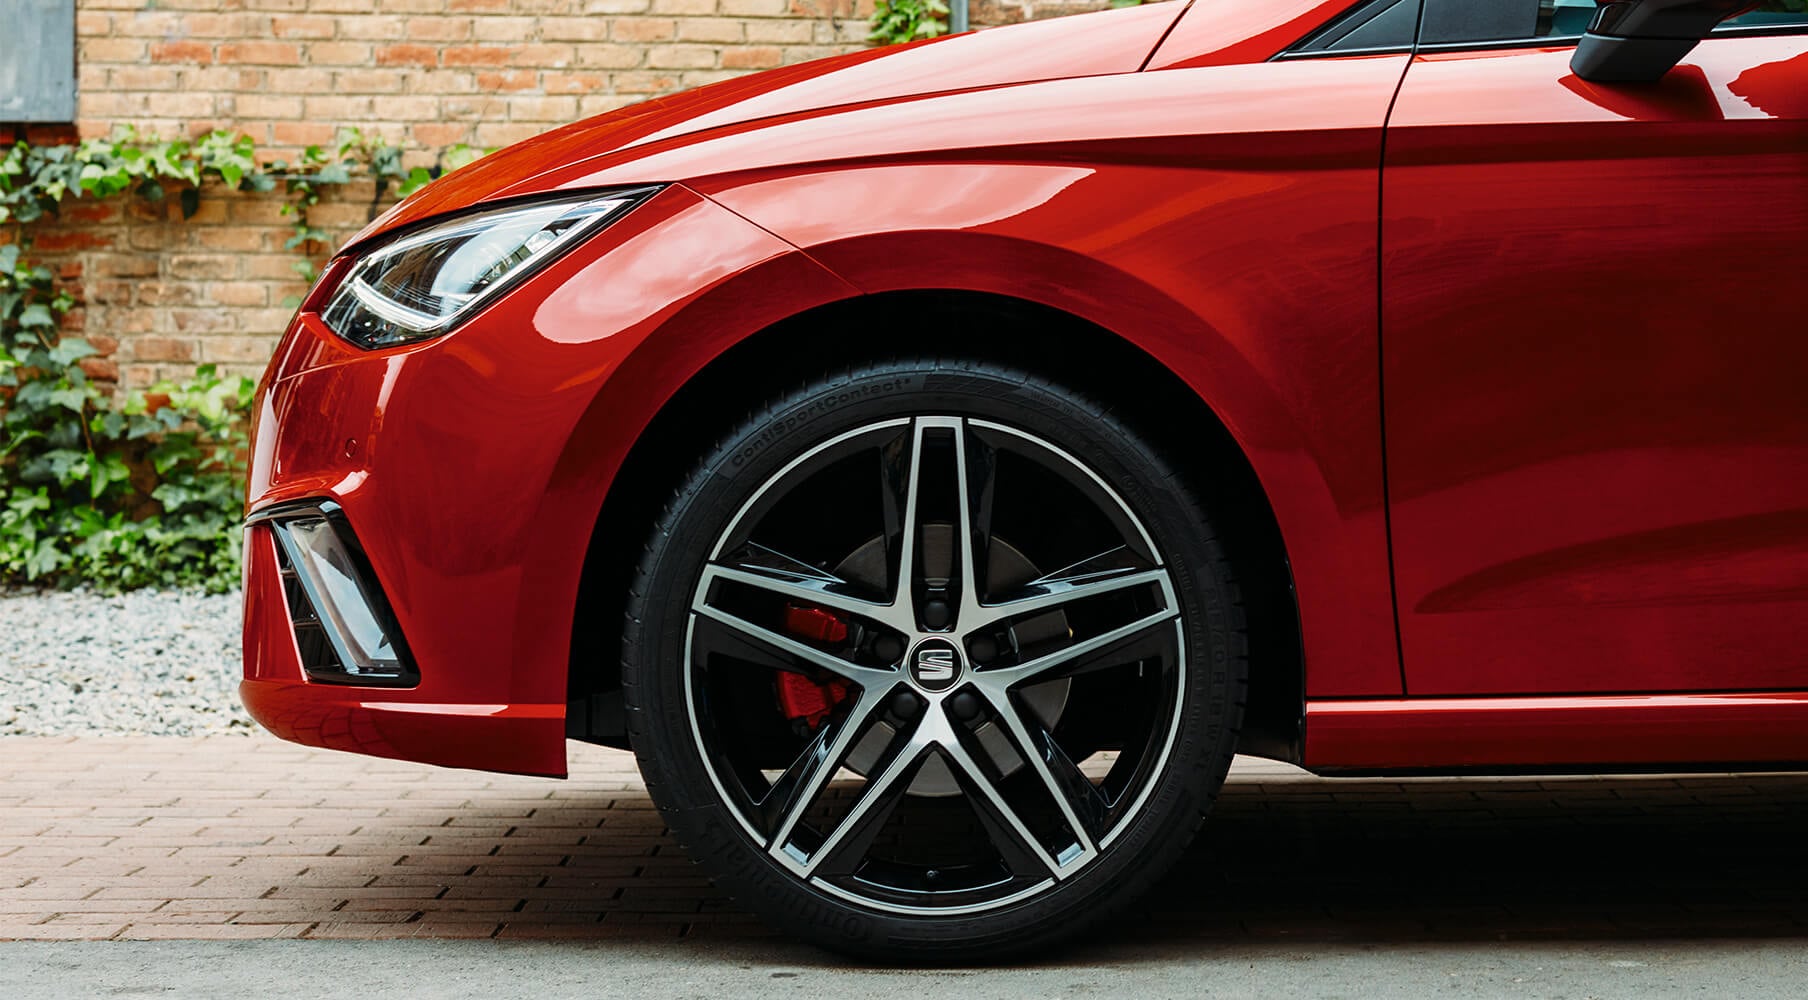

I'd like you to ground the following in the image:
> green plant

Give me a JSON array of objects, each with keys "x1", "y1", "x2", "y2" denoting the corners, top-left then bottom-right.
[
  {"x1": 273, "y1": 128, "x2": 483, "y2": 290},
  {"x1": 1, "y1": 127, "x2": 487, "y2": 591},
  {"x1": 869, "y1": 0, "x2": 950, "y2": 44},
  {"x1": 0, "y1": 243, "x2": 252, "y2": 591}
]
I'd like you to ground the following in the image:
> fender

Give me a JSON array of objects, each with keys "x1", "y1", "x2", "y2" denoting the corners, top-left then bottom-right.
[
  {"x1": 504, "y1": 57, "x2": 1417, "y2": 697},
  {"x1": 247, "y1": 187, "x2": 857, "y2": 776}
]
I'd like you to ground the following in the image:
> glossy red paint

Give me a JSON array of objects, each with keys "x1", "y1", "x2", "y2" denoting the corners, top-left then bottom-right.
[
  {"x1": 686, "y1": 53, "x2": 1412, "y2": 699},
  {"x1": 1145, "y1": 0, "x2": 1361, "y2": 70},
  {"x1": 241, "y1": 524, "x2": 567, "y2": 774},
  {"x1": 244, "y1": 0, "x2": 1808, "y2": 780},
  {"x1": 245, "y1": 185, "x2": 857, "y2": 775},
  {"x1": 1382, "y1": 35, "x2": 1808, "y2": 697},
  {"x1": 344, "y1": 1, "x2": 1185, "y2": 250}
]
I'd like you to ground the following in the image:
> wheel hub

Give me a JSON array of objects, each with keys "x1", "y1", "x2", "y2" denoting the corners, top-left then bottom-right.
[{"x1": 905, "y1": 637, "x2": 964, "y2": 692}]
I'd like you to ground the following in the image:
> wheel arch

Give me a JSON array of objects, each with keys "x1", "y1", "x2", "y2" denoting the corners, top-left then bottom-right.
[{"x1": 565, "y1": 289, "x2": 1305, "y2": 763}]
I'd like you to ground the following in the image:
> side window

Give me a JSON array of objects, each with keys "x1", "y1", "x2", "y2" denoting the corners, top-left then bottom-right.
[
  {"x1": 1423, "y1": 0, "x2": 1808, "y2": 47},
  {"x1": 1536, "y1": 0, "x2": 1808, "y2": 38},
  {"x1": 1535, "y1": 0, "x2": 1599, "y2": 38}
]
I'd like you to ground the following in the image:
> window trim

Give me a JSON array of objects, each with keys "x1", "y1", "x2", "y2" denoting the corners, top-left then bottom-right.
[
  {"x1": 1276, "y1": 0, "x2": 1808, "y2": 61},
  {"x1": 1417, "y1": 19, "x2": 1808, "y2": 54},
  {"x1": 1277, "y1": 0, "x2": 1422, "y2": 60}
]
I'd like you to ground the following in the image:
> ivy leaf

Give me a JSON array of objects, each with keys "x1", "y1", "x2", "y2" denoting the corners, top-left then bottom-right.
[
  {"x1": 316, "y1": 163, "x2": 352, "y2": 185},
  {"x1": 220, "y1": 161, "x2": 244, "y2": 190},
  {"x1": 125, "y1": 413, "x2": 163, "y2": 440},
  {"x1": 23, "y1": 448, "x2": 90, "y2": 487},
  {"x1": 179, "y1": 187, "x2": 200, "y2": 219},
  {"x1": 24, "y1": 536, "x2": 64, "y2": 580},
  {"x1": 152, "y1": 481, "x2": 199, "y2": 511},
  {"x1": 48, "y1": 337, "x2": 96, "y2": 366},
  {"x1": 396, "y1": 166, "x2": 434, "y2": 198},
  {"x1": 19, "y1": 303, "x2": 55, "y2": 328}
]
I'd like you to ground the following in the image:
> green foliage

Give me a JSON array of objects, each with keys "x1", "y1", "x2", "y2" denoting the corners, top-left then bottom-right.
[
  {"x1": 0, "y1": 243, "x2": 252, "y2": 591},
  {"x1": 0, "y1": 126, "x2": 273, "y2": 226},
  {"x1": 1, "y1": 127, "x2": 489, "y2": 591},
  {"x1": 2, "y1": 126, "x2": 488, "y2": 287},
  {"x1": 869, "y1": 0, "x2": 950, "y2": 44}
]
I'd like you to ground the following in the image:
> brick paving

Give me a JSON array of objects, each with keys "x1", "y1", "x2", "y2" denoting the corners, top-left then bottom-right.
[{"x1": 3, "y1": 736, "x2": 1807, "y2": 944}]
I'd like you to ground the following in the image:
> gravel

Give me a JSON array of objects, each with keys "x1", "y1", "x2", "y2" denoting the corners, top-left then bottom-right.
[{"x1": 0, "y1": 588, "x2": 253, "y2": 736}]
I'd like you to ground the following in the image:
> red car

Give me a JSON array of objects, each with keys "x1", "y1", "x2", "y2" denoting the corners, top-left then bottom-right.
[{"x1": 242, "y1": 0, "x2": 1808, "y2": 958}]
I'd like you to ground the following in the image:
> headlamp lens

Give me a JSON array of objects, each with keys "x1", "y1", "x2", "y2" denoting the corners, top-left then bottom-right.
[{"x1": 319, "y1": 189, "x2": 652, "y2": 349}]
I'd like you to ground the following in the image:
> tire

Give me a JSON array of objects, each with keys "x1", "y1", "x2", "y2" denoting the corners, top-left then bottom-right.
[{"x1": 621, "y1": 358, "x2": 1247, "y2": 961}]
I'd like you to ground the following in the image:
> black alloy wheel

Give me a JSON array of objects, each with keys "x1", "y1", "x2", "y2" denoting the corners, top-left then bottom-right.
[{"x1": 622, "y1": 359, "x2": 1247, "y2": 960}]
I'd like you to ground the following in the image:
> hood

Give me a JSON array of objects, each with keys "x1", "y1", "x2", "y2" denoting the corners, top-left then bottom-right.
[{"x1": 344, "y1": 1, "x2": 1189, "y2": 250}]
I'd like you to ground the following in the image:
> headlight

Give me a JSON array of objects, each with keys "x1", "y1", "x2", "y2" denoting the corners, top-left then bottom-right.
[{"x1": 319, "y1": 187, "x2": 659, "y2": 349}]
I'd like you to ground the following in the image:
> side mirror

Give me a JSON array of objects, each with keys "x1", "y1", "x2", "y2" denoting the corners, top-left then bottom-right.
[{"x1": 1570, "y1": 0, "x2": 1755, "y2": 83}]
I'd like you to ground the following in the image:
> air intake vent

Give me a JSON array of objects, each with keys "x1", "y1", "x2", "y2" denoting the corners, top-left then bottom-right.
[
  {"x1": 252, "y1": 499, "x2": 419, "y2": 688},
  {"x1": 273, "y1": 536, "x2": 349, "y2": 680}
]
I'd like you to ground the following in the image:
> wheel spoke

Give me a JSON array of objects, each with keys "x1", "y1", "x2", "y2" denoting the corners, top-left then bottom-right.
[
  {"x1": 762, "y1": 685, "x2": 895, "y2": 851},
  {"x1": 940, "y1": 725, "x2": 1066, "y2": 881},
  {"x1": 702, "y1": 561, "x2": 893, "y2": 625},
  {"x1": 691, "y1": 601, "x2": 894, "y2": 685},
  {"x1": 973, "y1": 685, "x2": 1107, "y2": 863},
  {"x1": 796, "y1": 712, "x2": 929, "y2": 878},
  {"x1": 982, "y1": 607, "x2": 1180, "y2": 687},
  {"x1": 950, "y1": 418, "x2": 997, "y2": 629},
  {"x1": 883, "y1": 416, "x2": 985, "y2": 633},
  {"x1": 965, "y1": 566, "x2": 1170, "y2": 635},
  {"x1": 881, "y1": 421, "x2": 929, "y2": 630}
]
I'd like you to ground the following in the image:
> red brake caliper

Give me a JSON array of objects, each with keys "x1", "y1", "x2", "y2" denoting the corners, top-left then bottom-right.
[{"x1": 775, "y1": 604, "x2": 851, "y2": 728}]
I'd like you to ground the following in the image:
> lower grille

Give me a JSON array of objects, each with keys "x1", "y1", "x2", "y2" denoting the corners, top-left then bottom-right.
[
  {"x1": 251, "y1": 499, "x2": 419, "y2": 688},
  {"x1": 273, "y1": 536, "x2": 350, "y2": 680}
]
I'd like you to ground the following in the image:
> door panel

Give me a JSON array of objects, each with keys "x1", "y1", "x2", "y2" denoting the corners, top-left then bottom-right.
[{"x1": 1383, "y1": 36, "x2": 1808, "y2": 695}]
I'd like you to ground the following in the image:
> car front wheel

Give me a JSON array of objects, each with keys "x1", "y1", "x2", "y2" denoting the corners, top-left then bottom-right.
[{"x1": 621, "y1": 358, "x2": 1247, "y2": 960}]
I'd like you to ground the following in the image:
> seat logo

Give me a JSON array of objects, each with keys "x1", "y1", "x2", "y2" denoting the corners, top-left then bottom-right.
[{"x1": 909, "y1": 639, "x2": 962, "y2": 691}]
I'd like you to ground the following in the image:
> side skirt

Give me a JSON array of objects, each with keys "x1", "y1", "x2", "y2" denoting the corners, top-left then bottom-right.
[{"x1": 1304, "y1": 691, "x2": 1808, "y2": 773}]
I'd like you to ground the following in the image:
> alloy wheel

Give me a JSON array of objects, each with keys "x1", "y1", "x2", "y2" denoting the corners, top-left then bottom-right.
[{"x1": 683, "y1": 415, "x2": 1188, "y2": 915}]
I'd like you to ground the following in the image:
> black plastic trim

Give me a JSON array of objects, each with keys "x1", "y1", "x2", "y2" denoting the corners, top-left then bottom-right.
[
  {"x1": 248, "y1": 499, "x2": 421, "y2": 689},
  {"x1": 1276, "y1": 42, "x2": 1416, "y2": 59},
  {"x1": 1279, "y1": 0, "x2": 1424, "y2": 57}
]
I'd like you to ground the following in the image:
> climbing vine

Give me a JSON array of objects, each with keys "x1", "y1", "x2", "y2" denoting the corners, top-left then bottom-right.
[{"x1": 0, "y1": 127, "x2": 483, "y2": 591}]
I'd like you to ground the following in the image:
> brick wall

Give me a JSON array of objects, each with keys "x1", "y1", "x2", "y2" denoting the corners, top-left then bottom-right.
[{"x1": 7, "y1": 0, "x2": 1114, "y2": 390}]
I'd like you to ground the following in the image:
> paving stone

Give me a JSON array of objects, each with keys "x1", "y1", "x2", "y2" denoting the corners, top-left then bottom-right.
[{"x1": 3, "y1": 735, "x2": 1808, "y2": 944}]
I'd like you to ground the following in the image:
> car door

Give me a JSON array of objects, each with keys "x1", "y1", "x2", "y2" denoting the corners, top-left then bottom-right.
[{"x1": 1382, "y1": 0, "x2": 1808, "y2": 696}]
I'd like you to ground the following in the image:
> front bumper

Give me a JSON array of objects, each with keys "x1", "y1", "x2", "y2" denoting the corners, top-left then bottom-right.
[
  {"x1": 238, "y1": 184, "x2": 859, "y2": 777},
  {"x1": 243, "y1": 517, "x2": 566, "y2": 773}
]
